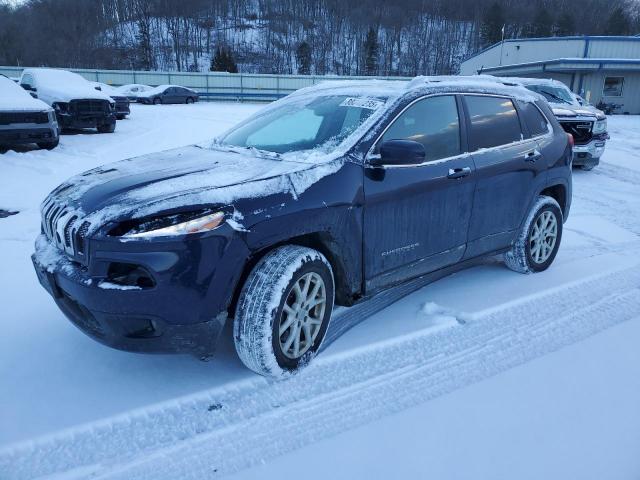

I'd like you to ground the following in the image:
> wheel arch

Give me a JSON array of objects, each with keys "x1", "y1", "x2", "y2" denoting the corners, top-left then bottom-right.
[
  {"x1": 540, "y1": 182, "x2": 568, "y2": 219},
  {"x1": 228, "y1": 231, "x2": 357, "y2": 319}
]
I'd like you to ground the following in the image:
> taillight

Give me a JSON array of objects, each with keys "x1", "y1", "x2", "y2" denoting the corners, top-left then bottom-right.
[{"x1": 567, "y1": 133, "x2": 574, "y2": 148}]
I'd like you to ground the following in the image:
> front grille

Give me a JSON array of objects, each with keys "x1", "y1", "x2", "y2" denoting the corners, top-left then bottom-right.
[
  {"x1": 0, "y1": 111, "x2": 49, "y2": 125},
  {"x1": 560, "y1": 120, "x2": 593, "y2": 145},
  {"x1": 41, "y1": 198, "x2": 91, "y2": 260},
  {"x1": 70, "y1": 100, "x2": 110, "y2": 116}
]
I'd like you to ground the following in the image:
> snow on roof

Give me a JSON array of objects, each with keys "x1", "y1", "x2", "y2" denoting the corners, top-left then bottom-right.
[
  {"x1": 289, "y1": 75, "x2": 539, "y2": 103},
  {"x1": 0, "y1": 75, "x2": 51, "y2": 111},
  {"x1": 488, "y1": 76, "x2": 567, "y2": 87},
  {"x1": 25, "y1": 68, "x2": 89, "y2": 86}
]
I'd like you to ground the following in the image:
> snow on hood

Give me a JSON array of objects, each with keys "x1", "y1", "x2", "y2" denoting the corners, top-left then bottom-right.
[
  {"x1": 46, "y1": 145, "x2": 343, "y2": 235},
  {"x1": 550, "y1": 103, "x2": 605, "y2": 119},
  {"x1": 25, "y1": 68, "x2": 114, "y2": 103},
  {"x1": 0, "y1": 75, "x2": 52, "y2": 111}
]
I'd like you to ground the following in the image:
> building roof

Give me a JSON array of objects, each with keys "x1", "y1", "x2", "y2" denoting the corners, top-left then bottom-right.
[
  {"x1": 463, "y1": 35, "x2": 640, "y2": 64},
  {"x1": 478, "y1": 58, "x2": 640, "y2": 75}
]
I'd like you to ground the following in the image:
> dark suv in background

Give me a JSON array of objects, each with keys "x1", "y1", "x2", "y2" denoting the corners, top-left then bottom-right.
[{"x1": 33, "y1": 77, "x2": 572, "y2": 377}]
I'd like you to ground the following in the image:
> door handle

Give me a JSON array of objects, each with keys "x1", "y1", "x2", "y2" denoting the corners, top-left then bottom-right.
[
  {"x1": 525, "y1": 149, "x2": 542, "y2": 162},
  {"x1": 447, "y1": 167, "x2": 472, "y2": 179}
]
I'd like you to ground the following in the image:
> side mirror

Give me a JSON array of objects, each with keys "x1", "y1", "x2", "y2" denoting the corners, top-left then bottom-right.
[
  {"x1": 95, "y1": 86, "x2": 102, "y2": 91},
  {"x1": 21, "y1": 84, "x2": 35, "y2": 92},
  {"x1": 371, "y1": 139, "x2": 426, "y2": 166},
  {"x1": 29, "y1": 92, "x2": 38, "y2": 99}
]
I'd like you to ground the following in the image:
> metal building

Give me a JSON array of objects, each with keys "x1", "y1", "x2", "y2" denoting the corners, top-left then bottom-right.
[{"x1": 460, "y1": 36, "x2": 640, "y2": 114}]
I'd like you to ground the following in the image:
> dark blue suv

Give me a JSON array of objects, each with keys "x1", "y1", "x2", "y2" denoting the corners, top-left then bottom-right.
[{"x1": 32, "y1": 77, "x2": 572, "y2": 376}]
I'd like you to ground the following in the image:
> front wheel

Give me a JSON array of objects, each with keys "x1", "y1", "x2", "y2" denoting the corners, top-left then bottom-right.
[
  {"x1": 37, "y1": 138, "x2": 59, "y2": 150},
  {"x1": 504, "y1": 196, "x2": 563, "y2": 274},
  {"x1": 153, "y1": 98, "x2": 162, "y2": 105},
  {"x1": 97, "y1": 122, "x2": 116, "y2": 134},
  {"x1": 234, "y1": 245, "x2": 334, "y2": 377}
]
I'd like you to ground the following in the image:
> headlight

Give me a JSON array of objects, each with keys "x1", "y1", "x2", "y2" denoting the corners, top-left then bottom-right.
[
  {"x1": 122, "y1": 211, "x2": 225, "y2": 239},
  {"x1": 593, "y1": 119, "x2": 607, "y2": 134},
  {"x1": 109, "y1": 102, "x2": 116, "y2": 111},
  {"x1": 47, "y1": 109, "x2": 56, "y2": 122},
  {"x1": 52, "y1": 102, "x2": 69, "y2": 113}
]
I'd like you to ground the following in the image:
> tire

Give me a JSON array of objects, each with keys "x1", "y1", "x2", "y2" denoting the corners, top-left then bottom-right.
[
  {"x1": 186, "y1": 97, "x2": 194, "y2": 104},
  {"x1": 504, "y1": 195, "x2": 563, "y2": 274},
  {"x1": 97, "y1": 122, "x2": 116, "y2": 134},
  {"x1": 580, "y1": 164, "x2": 596, "y2": 171},
  {"x1": 37, "y1": 138, "x2": 59, "y2": 150},
  {"x1": 234, "y1": 245, "x2": 335, "y2": 377},
  {"x1": 116, "y1": 114, "x2": 125, "y2": 120},
  {"x1": 153, "y1": 98, "x2": 162, "y2": 105}
]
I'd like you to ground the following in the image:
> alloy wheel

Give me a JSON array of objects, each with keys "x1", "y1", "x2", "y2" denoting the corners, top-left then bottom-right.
[
  {"x1": 529, "y1": 210, "x2": 558, "y2": 264},
  {"x1": 278, "y1": 272, "x2": 327, "y2": 359}
]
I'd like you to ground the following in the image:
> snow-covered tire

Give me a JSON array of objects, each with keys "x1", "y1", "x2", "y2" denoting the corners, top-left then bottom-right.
[
  {"x1": 234, "y1": 245, "x2": 334, "y2": 377},
  {"x1": 504, "y1": 195, "x2": 563, "y2": 274}
]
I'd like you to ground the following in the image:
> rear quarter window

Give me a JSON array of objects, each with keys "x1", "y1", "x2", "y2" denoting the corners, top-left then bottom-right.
[
  {"x1": 518, "y1": 100, "x2": 550, "y2": 137},
  {"x1": 464, "y1": 95, "x2": 523, "y2": 150}
]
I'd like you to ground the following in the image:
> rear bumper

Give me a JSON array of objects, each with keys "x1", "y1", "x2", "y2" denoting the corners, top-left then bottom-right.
[{"x1": 0, "y1": 125, "x2": 58, "y2": 144}]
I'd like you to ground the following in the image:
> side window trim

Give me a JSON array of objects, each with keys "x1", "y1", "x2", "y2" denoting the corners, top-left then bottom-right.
[{"x1": 366, "y1": 93, "x2": 465, "y2": 167}]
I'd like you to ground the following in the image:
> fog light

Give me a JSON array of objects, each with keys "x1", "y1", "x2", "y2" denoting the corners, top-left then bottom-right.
[{"x1": 107, "y1": 263, "x2": 155, "y2": 288}]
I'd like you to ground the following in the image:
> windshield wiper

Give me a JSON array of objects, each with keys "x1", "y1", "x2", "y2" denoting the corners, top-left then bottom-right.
[{"x1": 540, "y1": 89, "x2": 571, "y2": 105}]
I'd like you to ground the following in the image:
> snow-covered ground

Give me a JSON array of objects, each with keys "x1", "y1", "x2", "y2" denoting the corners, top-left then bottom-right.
[{"x1": 1, "y1": 105, "x2": 639, "y2": 480}]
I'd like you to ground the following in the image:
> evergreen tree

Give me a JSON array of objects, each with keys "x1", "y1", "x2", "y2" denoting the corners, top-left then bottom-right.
[
  {"x1": 363, "y1": 28, "x2": 379, "y2": 75},
  {"x1": 480, "y1": 2, "x2": 505, "y2": 47},
  {"x1": 554, "y1": 12, "x2": 575, "y2": 36},
  {"x1": 210, "y1": 46, "x2": 238, "y2": 73},
  {"x1": 605, "y1": 7, "x2": 631, "y2": 35},
  {"x1": 296, "y1": 41, "x2": 312, "y2": 75}
]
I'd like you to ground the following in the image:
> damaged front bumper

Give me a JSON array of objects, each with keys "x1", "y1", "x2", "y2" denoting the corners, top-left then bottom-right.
[{"x1": 32, "y1": 229, "x2": 249, "y2": 357}]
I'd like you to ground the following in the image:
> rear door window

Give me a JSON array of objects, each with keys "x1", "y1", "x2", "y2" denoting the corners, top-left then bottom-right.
[
  {"x1": 518, "y1": 101, "x2": 550, "y2": 137},
  {"x1": 378, "y1": 95, "x2": 461, "y2": 162},
  {"x1": 464, "y1": 95, "x2": 523, "y2": 150}
]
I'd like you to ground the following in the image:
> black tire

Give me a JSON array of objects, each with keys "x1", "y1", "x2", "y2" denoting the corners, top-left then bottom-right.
[
  {"x1": 116, "y1": 114, "x2": 126, "y2": 120},
  {"x1": 504, "y1": 196, "x2": 563, "y2": 274},
  {"x1": 186, "y1": 97, "x2": 194, "y2": 104},
  {"x1": 97, "y1": 122, "x2": 116, "y2": 134},
  {"x1": 153, "y1": 98, "x2": 162, "y2": 105},
  {"x1": 580, "y1": 164, "x2": 596, "y2": 171},
  {"x1": 37, "y1": 138, "x2": 59, "y2": 150},
  {"x1": 234, "y1": 245, "x2": 335, "y2": 377}
]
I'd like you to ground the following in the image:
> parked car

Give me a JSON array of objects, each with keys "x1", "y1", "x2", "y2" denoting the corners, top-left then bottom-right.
[
  {"x1": 137, "y1": 85, "x2": 199, "y2": 105},
  {"x1": 20, "y1": 68, "x2": 117, "y2": 133},
  {"x1": 0, "y1": 74, "x2": 59, "y2": 150},
  {"x1": 499, "y1": 77, "x2": 608, "y2": 171},
  {"x1": 32, "y1": 77, "x2": 572, "y2": 376},
  {"x1": 91, "y1": 82, "x2": 131, "y2": 120},
  {"x1": 116, "y1": 83, "x2": 152, "y2": 101}
]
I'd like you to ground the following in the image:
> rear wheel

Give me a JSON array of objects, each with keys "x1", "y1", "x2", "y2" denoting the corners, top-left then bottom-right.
[
  {"x1": 504, "y1": 196, "x2": 563, "y2": 274},
  {"x1": 234, "y1": 245, "x2": 334, "y2": 377},
  {"x1": 153, "y1": 98, "x2": 162, "y2": 105},
  {"x1": 186, "y1": 97, "x2": 194, "y2": 104}
]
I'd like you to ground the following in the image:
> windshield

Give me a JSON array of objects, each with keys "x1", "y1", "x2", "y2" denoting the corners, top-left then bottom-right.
[
  {"x1": 220, "y1": 95, "x2": 386, "y2": 154},
  {"x1": 525, "y1": 84, "x2": 575, "y2": 105}
]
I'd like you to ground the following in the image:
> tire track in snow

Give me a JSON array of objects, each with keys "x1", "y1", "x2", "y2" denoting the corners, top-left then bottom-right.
[{"x1": 3, "y1": 262, "x2": 640, "y2": 480}]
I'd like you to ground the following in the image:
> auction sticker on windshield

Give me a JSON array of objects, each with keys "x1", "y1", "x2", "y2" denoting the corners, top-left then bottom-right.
[{"x1": 340, "y1": 97, "x2": 385, "y2": 110}]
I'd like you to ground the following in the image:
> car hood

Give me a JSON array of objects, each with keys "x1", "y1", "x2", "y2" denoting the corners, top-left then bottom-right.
[
  {"x1": 45, "y1": 145, "x2": 342, "y2": 234},
  {"x1": 549, "y1": 102, "x2": 606, "y2": 120}
]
